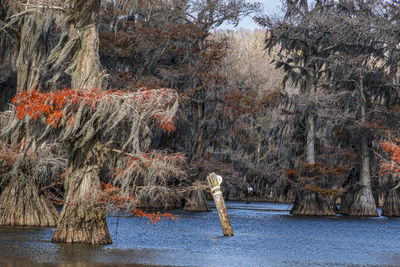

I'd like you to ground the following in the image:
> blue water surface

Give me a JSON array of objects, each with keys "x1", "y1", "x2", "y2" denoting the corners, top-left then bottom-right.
[{"x1": 1, "y1": 201, "x2": 400, "y2": 266}]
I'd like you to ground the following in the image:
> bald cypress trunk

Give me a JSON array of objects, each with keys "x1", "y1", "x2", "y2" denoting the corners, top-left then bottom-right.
[
  {"x1": 0, "y1": 178, "x2": 58, "y2": 227},
  {"x1": 15, "y1": 10, "x2": 55, "y2": 91},
  {"x1": 347, "y1": 77, "x2": 378, "y2": 217},
  {"x1": 51, "y1": 0, "x2": 111, "y2": 244},
  {"x1": 183, "y1": 190, "x2": 211, "y2": 212},
  {"x1": 291, "y1": 87, "x2": 335, "y2": 216},
  {"x1": 52, "y1": 165, "x2": 111, "y2": 244},
  {"x1": 347, "y1": 132, "x2": 378, "y2": 216},
  {"x1": 191, "y1": 100, "x2": 207, "y2": 164},
  {"x1": 45, "y1": 0, "x2": 104, "y2": 90},
  {"x1": 290, "y1": 191, "x2": 335, "y2": 216},
  {"x1": 0, "y1": 7, "x2": 58, "y2": 227},
  {"x1": 382, "y1": 186, "x2": 400, "y2": 217}
]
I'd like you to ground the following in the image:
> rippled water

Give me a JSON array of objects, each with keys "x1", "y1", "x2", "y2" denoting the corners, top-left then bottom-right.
[{"x1": 1, "y1": 202, "x2": 400, "y2": 266}]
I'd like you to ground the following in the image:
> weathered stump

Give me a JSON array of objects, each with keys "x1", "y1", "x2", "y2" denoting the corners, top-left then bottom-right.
[{"x1": 207, "y1": 173, "x2": 233, "y2": 236}]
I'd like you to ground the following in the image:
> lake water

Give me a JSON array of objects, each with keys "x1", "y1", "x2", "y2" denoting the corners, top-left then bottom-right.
[{"x1": 1, "y1": 201, "x2": 400, "y2": 266}]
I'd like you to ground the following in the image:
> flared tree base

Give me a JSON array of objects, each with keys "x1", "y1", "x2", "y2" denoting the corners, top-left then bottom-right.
[
  {"x1": 183, "y1": 190, "x2": 211, "y2": 212},
  {"x1": 382, "y1": 187, "x2": 400, "y2": 217},
  {"x1": 52, "y1": 202, "x2": 112, "y2": 244},
  {"x1": 348, "y1": 186, "x2": 378, "y2": 217},
  {"x1": 290, "y1": 191, "x2": 336, "y2": 216},
  {"x1": 0, "y1": 180, "x2": 59, "y2": 227}
]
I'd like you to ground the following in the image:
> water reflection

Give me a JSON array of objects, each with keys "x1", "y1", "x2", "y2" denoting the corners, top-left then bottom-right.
[{"x1": 1, "y1": 202, "x2": 400, "y2": 267}]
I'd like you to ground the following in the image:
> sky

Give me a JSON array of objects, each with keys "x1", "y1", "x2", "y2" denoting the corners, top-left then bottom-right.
[{"x1": 220, "y1": 0, "x2": 284, "y2": 30}]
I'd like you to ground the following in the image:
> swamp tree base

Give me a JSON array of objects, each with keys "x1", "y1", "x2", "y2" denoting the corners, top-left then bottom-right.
[
  {"x1": 382, "y1": 187, "x2": 400, "y2": 217},
  {"x1": 52, "y1": 202, "x2": 111, "y2": 244},
  {"x1": 0, "y1": 180, "x2": 58, "y2": 227},
  {"x1": 348, "y1": 186, "x2": 378, "y2": 217},
  {"x1": 290, "y1": 191, "x2": 335, "y2": 216},
  {"x1": 52, "y1": 166, "x2": 112, "y2": 244},
  {"x1": 183, "y1": 190, "x2": 211, "y2": 212}
]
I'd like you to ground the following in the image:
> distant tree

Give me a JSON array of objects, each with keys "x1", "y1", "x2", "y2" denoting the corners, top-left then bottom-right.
[{"x1": 263, "y1": 0, "x2": 399, "y2": 216}]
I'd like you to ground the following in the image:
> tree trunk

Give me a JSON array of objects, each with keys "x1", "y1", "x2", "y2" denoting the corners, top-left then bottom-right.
[
  {"x1": 382, "y1": 186, "x2": 400, "y2": 217},
  {"x1": 347, "y1": 134, "x2": 378, "y2": 216},
  {"x1": 0, "y1": 178, "x2": 58, "y2": 226},
  {"x1": 306, "y1": 113, "x2": 315, "y2": 165},
  {"x1": 290, "y1": 190, "x2": 336, "y2": 216},
  {"x1": 45, "y1": 0, "x2": 104, "y2": 90},
  {"x1": 291, "y1": 95, "x2": 335, "y2": 215},
  {"x1": 183, "y1": 190, "x2": 211, "y2": 212},
  {"x1": 0, "y1": 8, "x2": 60, "y2": 226},
  {"x1": 191, "y1": 101, "x2": 207, "y2": 164},
  {"x1": 52, "y1": 166, "x2": 111, "y2": 244},
  {"x1": 337, "y1": 190, "x2": 354, "y2": 215},
  {"x1": 15, "y1": 10, "x2": 55, "y2": 91},
  {"x1": 348, "y1": 77, "x2": 378, "y2": 216},
  {"x1": 50, "y1": 0, "x2": 112, "y2": 244}
]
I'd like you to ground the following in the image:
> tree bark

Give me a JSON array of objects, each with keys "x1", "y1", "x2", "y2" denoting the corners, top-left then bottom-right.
[
  {"x1": 0, "y1": 178, "x2": 58, "y2": 227},
  {"x1": 15, "y1": 10, "x2": 55, "y2": 91},
  {"x1": 306, "y1": 113, "x2": 315, "y2": 165},
  {"x1": 52, "y1": 166, "x2": 111, "y2": 244},
  {"x1": 191, "y1": 101, "x2": 207, "y2": 164},
  {"x1": 45, "y1": 0, "x2": 104, "y2": 90}
]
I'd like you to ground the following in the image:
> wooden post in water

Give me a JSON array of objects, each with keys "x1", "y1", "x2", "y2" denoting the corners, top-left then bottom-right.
[{"x1": 207, "y1": 172, "x2": 233, "y2": 236}]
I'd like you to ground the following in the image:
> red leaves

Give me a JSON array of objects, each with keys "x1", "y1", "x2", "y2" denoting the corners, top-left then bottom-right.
[
  {"x1": 12, "y1": 88, "x2": 92, "y2": 127},
  {"x1": 222, "y1": 89, "x2": 279, "y2": 119},
  {"x1": 12, "y1": 87, "x2": 178, "y2": 133},
  {"x1": 285, "y1": 168, "x2": 297, "y2": 177},
  {"x1": 286, "y1": 162, "x2": 347, "y2": 196},
  {"x1": 380, "y1": 138, "x2": 400, "y2": 175},
  {"x1": 96, "y1": 182, "x2": 135, "y2": 209},
  {"x1": 133, "y1": 209, "x2": 175, "y2": 226}
]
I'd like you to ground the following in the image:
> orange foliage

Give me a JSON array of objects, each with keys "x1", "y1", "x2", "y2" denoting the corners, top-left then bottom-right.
[
  {"x1": 286, "y1": 161, "x2": 348, "y2": 195},
  {"x1": 97, "y1": 182, "x2": 135, "y2": 208},
  {"x1": 380, "y1": 138, "x2": 400, "y2": 175},
  {"x1": 133, "y1": 209, "x2": 175, "y2": 226},
  {"x1": 12, "y1": 87, "x2": 176, "y2": 133},
  {"x1": 12, "y1": 88, "x2": 120, "y2": 127},
  {"x1": 222, "y1": 89, "x2": 279, "y2": 118},
  {"x1": 285, "y1": 168, "x2": 298, "y2": 177},
  {"x1": 304, "y1": 184, "x2": 343, "y2": 197},
  {"x1": 112, "y1": 151, "x2": 186, "y2": 179}
]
